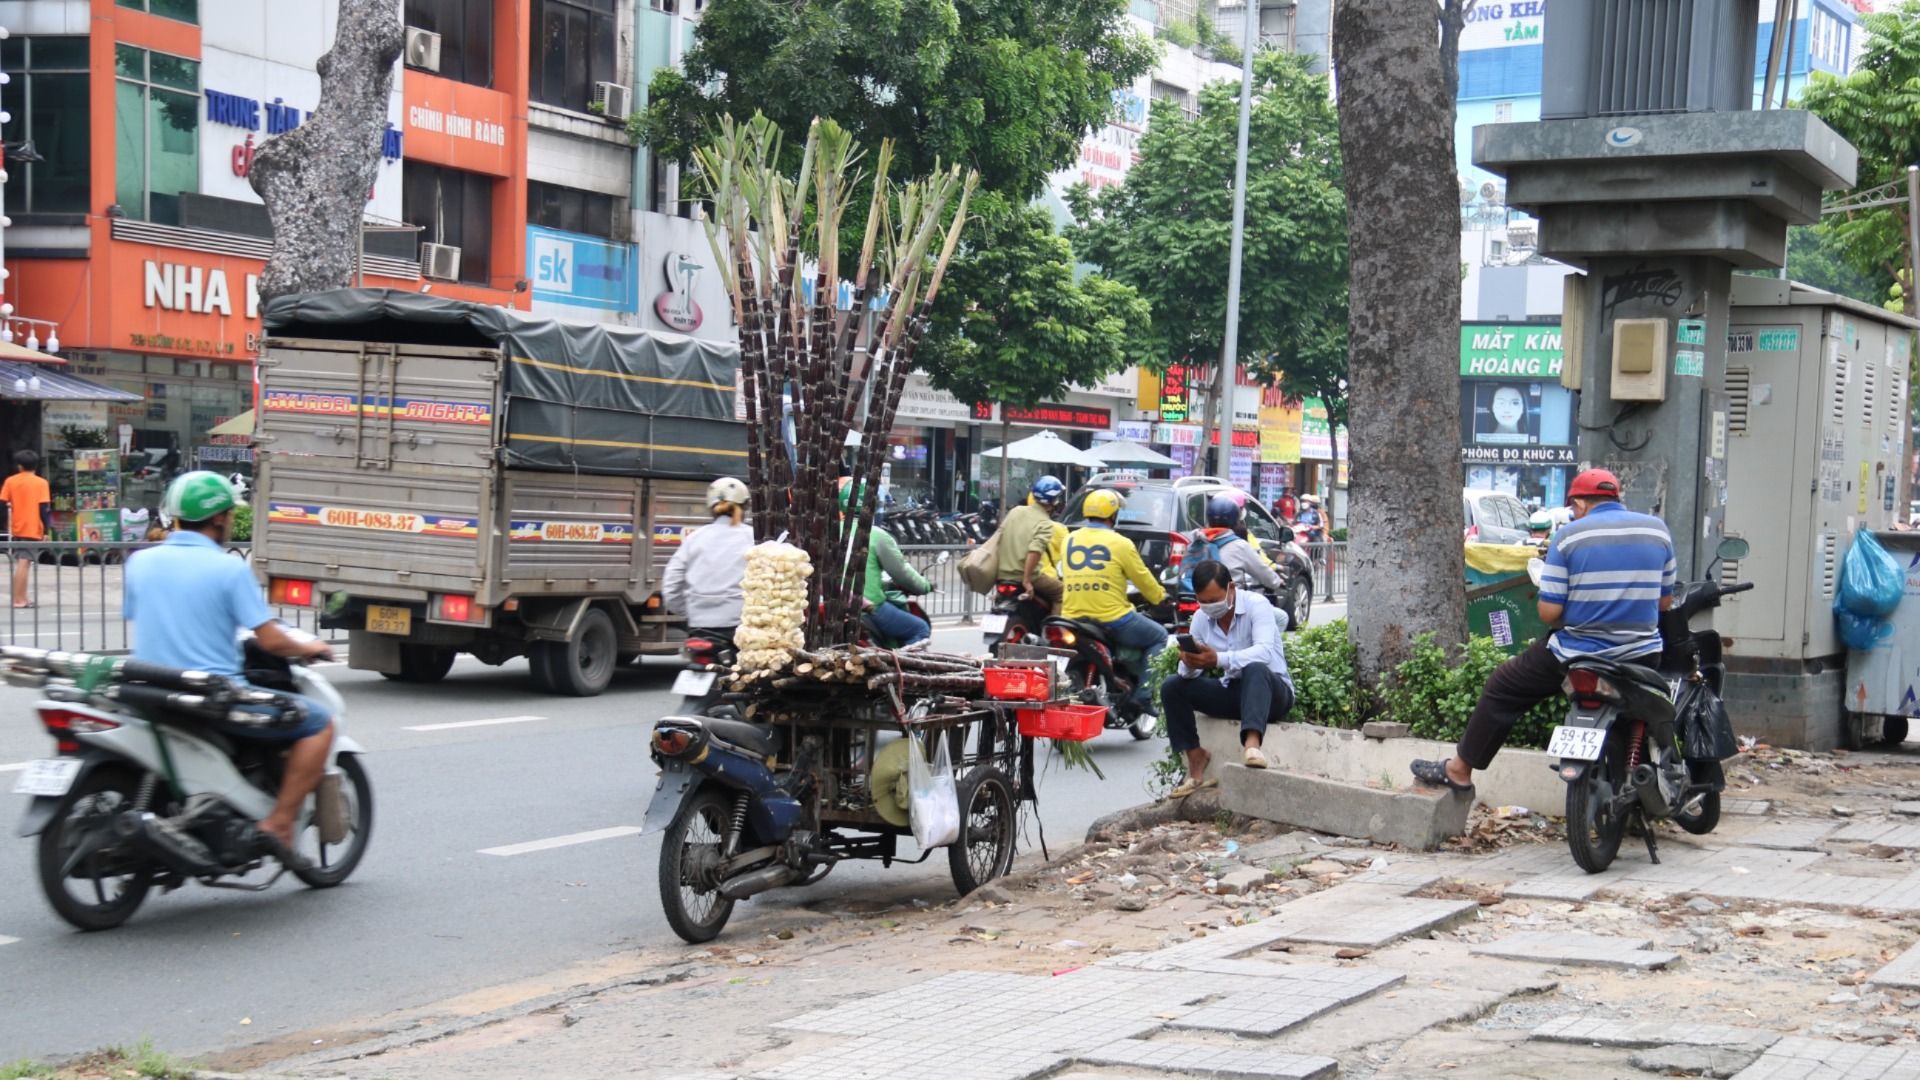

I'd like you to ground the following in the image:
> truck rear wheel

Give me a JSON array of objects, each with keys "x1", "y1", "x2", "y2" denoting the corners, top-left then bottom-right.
[
  {"x1": 382, "y1": 644, "x2": 455, "y2": 684},
  {"x1": 535, "y1": 607, "x2": 618, "y2": 697}
]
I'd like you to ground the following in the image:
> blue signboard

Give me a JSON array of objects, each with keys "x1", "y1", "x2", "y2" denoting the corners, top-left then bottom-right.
[{"x1": 527, "y1": 226, "x2": 638, "y2": 312}]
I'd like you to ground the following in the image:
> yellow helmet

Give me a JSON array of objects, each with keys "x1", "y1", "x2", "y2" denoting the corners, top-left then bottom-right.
[{"x1": 1081, "y1": 489, "x2": 1124, "y2": 521}]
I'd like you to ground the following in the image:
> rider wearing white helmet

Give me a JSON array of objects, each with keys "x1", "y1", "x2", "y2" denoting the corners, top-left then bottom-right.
[{"x1": 661, "y1": 477, "x2": 754, "y2": 641}]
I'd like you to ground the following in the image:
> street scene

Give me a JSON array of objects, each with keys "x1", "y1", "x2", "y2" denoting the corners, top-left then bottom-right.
[{"x1": 5, "y1": 0, "x2": 1920, "y2": 1078}]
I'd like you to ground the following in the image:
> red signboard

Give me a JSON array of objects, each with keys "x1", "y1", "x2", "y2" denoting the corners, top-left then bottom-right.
[{"x1": 1004, "y1": 404, "x2": 1112, "y2": 430}]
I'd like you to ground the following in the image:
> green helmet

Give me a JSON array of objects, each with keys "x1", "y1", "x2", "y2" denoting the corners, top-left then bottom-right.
[{"x1": 164, "y1": 470, "x2": 239, "y2": 524}]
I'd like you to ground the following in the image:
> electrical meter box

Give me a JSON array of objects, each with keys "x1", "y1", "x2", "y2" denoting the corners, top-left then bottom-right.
[{"x1": 1720, "y1": 276, "x2": 1918, "y2": 749}]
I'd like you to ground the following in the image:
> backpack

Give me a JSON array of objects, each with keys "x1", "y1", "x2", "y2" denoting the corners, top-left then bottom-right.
[{"x1": 1180, "y1": 530, "x2": 1238, "y2": 592}]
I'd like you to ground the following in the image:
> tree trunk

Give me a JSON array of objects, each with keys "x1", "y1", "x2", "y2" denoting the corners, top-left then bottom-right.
[
  {"x1": 249, "y1": 0, "x2": 404, "y2": 302},
  {"x1": 1437, "y1": 0, "x2": 1477, "y2": 105},
  {"x1": 1334, "y1": 0, "x2": 1467, "y2": 684}
]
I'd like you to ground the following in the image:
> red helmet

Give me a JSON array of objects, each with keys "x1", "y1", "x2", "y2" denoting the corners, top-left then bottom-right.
[{"x1": 1567, "y1": 469, "x2": 1622, "y2": 500}]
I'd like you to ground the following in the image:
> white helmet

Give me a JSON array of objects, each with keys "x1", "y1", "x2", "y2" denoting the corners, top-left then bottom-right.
[{"x1": 707, "y1": 476, "x2": 749, "y2": 513}]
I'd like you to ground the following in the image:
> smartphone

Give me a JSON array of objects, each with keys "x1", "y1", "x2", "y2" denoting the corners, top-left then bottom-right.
[{"x1": 1176, "y1": 633, "x2": 1199, "y2": 653}]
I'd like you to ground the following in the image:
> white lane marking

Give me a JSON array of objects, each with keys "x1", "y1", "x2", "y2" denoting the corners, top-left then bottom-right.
[
  {"x1": 405, "y1": 714, "x2": 548, "y2": 733},
  {"x1": 0, "y1": 762, "x2": 28, "y2": 773},
  {"x1": 0, "y1": 935, "x2": 17, "y2": 946},
  {"x1": 479, "y1": 825, "x2": 642, "y2": 857}
]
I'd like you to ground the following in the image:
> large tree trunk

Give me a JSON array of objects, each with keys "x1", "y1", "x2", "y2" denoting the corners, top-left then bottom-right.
[
  {"x1": 249, "y1": 0, "x2": 404, "y2": 302},
  {"x1": 1334, "y1": 0, "x2": 1466, "y2": 684},
  {"x1": 1437, "y1": 0, "x2": 1477, "y2": 104}
]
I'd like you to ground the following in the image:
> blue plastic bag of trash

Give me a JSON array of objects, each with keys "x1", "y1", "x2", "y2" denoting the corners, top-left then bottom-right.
[
  {"x1": 1838, "y1": 529, "x2": 1904, "y2": 618},
  {"x1": 1836, "y1": 607, "x2": 1895, "y2": 650}
]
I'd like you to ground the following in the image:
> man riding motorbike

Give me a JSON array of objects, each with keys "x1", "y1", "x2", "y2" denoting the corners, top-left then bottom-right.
[
  {"x1": 123, "y1": 471, "x2": 335, "y2": 855},
  {"x1": 995, "y1": 475, "x2": 1069, "y2": 614},
  {"x1": 662, "y1": 476, "x2": 753, "y2": 647},
  {"x1": 1411, "y1": 469, "x2": 1675, "y2": 796},
  {"x1": 841, "y1": 477, "x2": 932, "y2": 646},
  {"x1": 1183, "y1": 494, "x2": 1282, "y2": 594},
  {"x1": 1294, "y1": 494, "x2": 1325, "y2": 543},
  {"x1": 1060, "y1": 489, "x2": 1168, "y2": 711}
]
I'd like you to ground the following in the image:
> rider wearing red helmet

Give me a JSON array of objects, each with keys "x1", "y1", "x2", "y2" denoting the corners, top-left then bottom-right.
[{"x1": 1412, "y1": 469, "x2": 1676, "y2": 796}]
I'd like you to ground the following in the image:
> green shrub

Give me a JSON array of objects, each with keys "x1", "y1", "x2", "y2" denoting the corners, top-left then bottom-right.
[
  {"x1": 1381, "y1": 632, "x2": 1559, "y2": 750},
  {"x1": 1286, "y1": 618, "x2": 1361, "y2": 728},
  {"x1": 229, "y1": 504, "x2": 253, "y2": 543},
  {"x1": 1162, "y1": 19, "x2": 1199, "y2": 48},
  {"x1": 1330, "y1": 527, "x2": 1348, "y2": 542}
]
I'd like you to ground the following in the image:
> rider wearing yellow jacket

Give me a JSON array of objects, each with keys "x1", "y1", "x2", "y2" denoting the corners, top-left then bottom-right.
[{"x1": 1060, "y1": 489, "x2": 1168, "y2": 710}]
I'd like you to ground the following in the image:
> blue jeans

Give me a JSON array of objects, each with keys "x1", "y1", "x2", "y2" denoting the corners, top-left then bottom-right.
[
  {"x1": 869, "y1": 601, "x2": 931, "y2": 647},
  {"x1": 1096, "y1": 611, "x2": 1169, "y2": 710}
]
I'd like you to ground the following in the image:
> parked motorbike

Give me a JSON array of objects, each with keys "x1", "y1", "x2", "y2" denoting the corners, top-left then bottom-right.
[
  {"x1": 4, "y1": 639, "x2": 372, "y2": 930},
  {"x1": 1040, "y1": 594, "x2": 1167, "y2": 741},
  {"x1": 672, "y1": 629, "x2": 739, "y2": 715},
  {"x1": 1540, "y1": 538, "x2": 1753, "y2": 873}
]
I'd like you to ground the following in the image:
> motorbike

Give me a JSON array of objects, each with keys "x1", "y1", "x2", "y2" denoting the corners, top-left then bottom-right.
[
  {"x1": 672, "y1": 629, "x2": 739, "y2": 715},
  {"x1": 1039, "y1": 592, "x2": 1169, "y2": 741},
  {"x1": 1539, "y1": 537, "x2": 1753, "y2": 873},
  {"x1": 3, "y1": 638, "x2": 373, "y2": 930},
  {"x1": 859, "y1": 550, "x2": 948, "y2": 649},
  {"x1": 982, "y1": 581, "x2": 1050, "y2": 653}
]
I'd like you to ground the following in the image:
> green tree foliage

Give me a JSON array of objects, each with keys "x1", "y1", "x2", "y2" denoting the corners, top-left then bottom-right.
[
  {"x1": 1740, "y1": 224, "x2": 1899, "y2": 305},
  {"x1": 1798, "y1": 2, "x2": 1920, "y2": 313},
  {"x1": 917, "y1": 203, "x2": 1154, "y2": 407},
  {"x1": 634, "y1": 0, "x2": 1159, "y2": 204},
  {"x1": 1067, "y1": 50, "x2": 1349, "y2": 425}
]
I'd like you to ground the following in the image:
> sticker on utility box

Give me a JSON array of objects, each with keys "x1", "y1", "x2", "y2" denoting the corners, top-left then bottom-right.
[
  {"x1": 508, "y1": 520, "x2": 636, "y2": 543},
  {"x1": 1673, "y1": 349, "x2": 1705, "y2": 377},
  {"x1": 268, "y1": 502, "x2": 478, "y2": 537}
]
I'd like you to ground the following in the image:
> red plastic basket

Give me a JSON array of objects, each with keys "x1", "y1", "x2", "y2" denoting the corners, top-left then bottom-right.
[
  {"x1": 1017, "y1": 703, "x2": 1107, "y2": 741},
  {"x1": 982, "y1": 665, "x2": 1050, "y2": 701}
]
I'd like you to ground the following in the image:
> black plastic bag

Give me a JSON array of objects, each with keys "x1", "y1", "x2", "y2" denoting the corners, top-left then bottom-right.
[{"x1": 1681, "y1": 686, "x2": 1738, "y2": 761}]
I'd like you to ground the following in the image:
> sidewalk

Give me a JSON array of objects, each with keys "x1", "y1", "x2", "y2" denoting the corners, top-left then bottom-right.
[{"x1": 228, "y1": 742, "x2": 1920, "y2": 1080}]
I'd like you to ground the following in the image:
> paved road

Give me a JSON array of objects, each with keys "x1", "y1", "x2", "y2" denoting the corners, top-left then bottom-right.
[{"x1": 0, "y1": 626, "x2": 1173, "y2": 1062}]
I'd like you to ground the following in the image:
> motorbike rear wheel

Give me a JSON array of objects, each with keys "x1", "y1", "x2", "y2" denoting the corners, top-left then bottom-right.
[
  {"x1": 949, "y1": 766, "x2": 1017, "y2": 896},
  {"x1": 37, "y1": 766, "x2": 154, "y2": 931},
  {"x1": 658, "y1": 787, "x2": 737, "y2": 943},
  {"x1": 291, "y1": 754, "x2": 375, "y2": 888},
  {"x1": 1566, "y1": 728, "x2": 1631, "y2": 874}
]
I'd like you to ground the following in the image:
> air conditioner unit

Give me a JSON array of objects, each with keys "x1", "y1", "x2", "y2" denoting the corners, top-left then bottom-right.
[
  {"x1": 594, "y1": 81, "x2": 633, "y2": 120},
  {"x1": 420, "y1": 242, "x2": 462, "y2": 282},
  {"x1": 404, "y1": 27, "x2": 442, "y2": 73}
]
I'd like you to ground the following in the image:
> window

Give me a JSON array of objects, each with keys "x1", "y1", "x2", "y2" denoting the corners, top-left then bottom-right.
[
  {"x1": 1244, "y1": 503, "x2": 1281, "y2": 543},
  {"x1": 1, "y1": 37, "x2": 90, "y2": 214},
  {"x1": 528, "y1": 181, "x2": 619, "y2": 239},
  {"x1": 531, "y1": 0, "x2": 620, "y2": 113},
  {"x1": 403, "y1": 161, "x2": 494, "y2": 286},
  {"x1": 115, "y1": 0, "x2": 197, "y2": 24},
  {"x1": 114, "y1": 45, "x2": 199, "y2": 224},
  {"x1": 1494, "y1": 100, "x2": 1513, "y2": 123},
  {"x1": 405, "y1": 0, "x2": 493, "y2": 87}
]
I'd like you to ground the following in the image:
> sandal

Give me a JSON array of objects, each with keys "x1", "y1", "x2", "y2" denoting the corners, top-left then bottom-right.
[
  {"x1": 1167, "y1": 775, "x2": 1219, "y2": 800},
  {"x1": 1409, "y1": 758, "x2": 1475, "y2": 796}
]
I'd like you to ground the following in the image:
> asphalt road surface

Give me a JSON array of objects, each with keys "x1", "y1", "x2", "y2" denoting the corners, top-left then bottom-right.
[{"x1": 0, "y1": 625, "x2": 1175, "y2": 1062}]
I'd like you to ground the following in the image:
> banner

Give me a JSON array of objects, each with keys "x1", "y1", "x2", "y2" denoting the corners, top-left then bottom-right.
[
  {"x1": 1258, "y1": 387, "x2": 1303, "y2": 464},
  {"x1": 1301, "y1": 397, "x2": 1333, "y2": 459}
]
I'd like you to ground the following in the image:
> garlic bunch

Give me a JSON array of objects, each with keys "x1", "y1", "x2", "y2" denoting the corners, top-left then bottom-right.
[{"x1": 735, "y1": 540, "x2": 813, "y2": 672}]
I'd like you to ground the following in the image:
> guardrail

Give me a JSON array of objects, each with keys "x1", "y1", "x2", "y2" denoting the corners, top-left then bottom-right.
[{"x1": 2, "y1": 541, "x2": 334, "y2": 655}]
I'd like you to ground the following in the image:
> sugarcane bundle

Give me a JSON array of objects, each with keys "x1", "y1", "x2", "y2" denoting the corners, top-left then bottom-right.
[{"x1": 734, "y1": 541, "x2": 813, "y2": 672}]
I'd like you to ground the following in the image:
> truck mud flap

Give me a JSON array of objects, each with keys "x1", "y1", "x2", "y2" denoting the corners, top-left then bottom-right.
[{"x1": 348, "y1": 630, "x2": 403, "y2": 674}]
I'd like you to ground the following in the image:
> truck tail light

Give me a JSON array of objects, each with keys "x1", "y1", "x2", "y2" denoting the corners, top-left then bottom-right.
[
  {"x1": 269, "y1": 578, "x2": 316, "y2": 606},
  {"x1": 431, "y1": 593, "x2": 484, "y2": 624}
]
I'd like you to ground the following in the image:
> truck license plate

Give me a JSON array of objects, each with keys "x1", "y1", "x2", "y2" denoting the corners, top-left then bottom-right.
[
  {"x1": 1547, "y1": 725, "x2": 1607, "y2": 762},
  {"x1": 981, "y1": 614, "x2": 1008, "y2": 634},
  {"x1": 671, "y1": 670, "x2": 716, "y2": 697},
  {"x1": 13, "y1": 758, "x2": 81, "y2": 797},
  {"x1": 366, "y1": 605, "x2": 412, "y2": 636}
]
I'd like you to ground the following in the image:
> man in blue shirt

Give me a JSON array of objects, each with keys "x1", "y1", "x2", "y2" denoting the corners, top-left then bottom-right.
[
  {"x1": 126, "y1": 472, "x2": 335, "y2": 851},
  {"x1": 1160, "y1": 560, "x2": 1294, "y2": 798},
  {"x1": 1413, "y1": 469, "x2": 1675, "y2": 796}
]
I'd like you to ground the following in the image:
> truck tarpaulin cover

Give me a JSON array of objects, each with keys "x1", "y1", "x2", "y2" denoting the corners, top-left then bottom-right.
[{"x1": 262, "y1": 289, "x2": 744, "y2": 478}]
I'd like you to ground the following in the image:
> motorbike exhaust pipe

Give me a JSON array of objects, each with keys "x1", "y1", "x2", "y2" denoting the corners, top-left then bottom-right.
[
  {"x1": 718, "y1": 864, "x2": 800, "y2": 901},
  {"x1": 1630, "y1": 764, "x2": 1666, "y2": 815},
  {"x1": 116, "y1": 811, "x2": 222, "y2": 876}
]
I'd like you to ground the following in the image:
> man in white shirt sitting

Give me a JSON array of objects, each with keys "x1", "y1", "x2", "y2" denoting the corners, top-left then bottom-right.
[{"x1": 1160, "y1": 559, "x2": 1295, "y2": 798}]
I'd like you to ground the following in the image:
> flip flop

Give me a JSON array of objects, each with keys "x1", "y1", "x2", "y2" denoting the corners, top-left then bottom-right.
[
  {"x1": 1166, "y1": 775, "x2": 1219, "y2": 800},
  {"x1": 1409, "y1": 758, "x2": 1476, "y2": 796}
]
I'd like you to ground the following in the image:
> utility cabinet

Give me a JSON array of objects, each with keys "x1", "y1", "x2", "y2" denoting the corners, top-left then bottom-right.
[{"x1": 1719, "y1": 276, "x2": 1917, "y2": 748}]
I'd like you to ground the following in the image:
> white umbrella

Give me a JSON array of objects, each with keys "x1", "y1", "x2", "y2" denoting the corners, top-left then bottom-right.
[
  {"x1": 1088, "y1": 439, "x2": 1179, "y2": 468},
  {"x1": 979, "y1": 429, "x2": 1106, "y2": 469}
]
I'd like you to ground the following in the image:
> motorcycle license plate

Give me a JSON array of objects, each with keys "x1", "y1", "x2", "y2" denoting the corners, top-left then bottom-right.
[
  {"x1": 1547, "y1": 725, "x2": 1607, "y2": 762},
  {"x1": 672, "y1": 669, "x2": 717, "y2": 697},
  {"x1": 366, "y1": 604, "x2": 412, "y2": 636},
  {"x1": 981, "y1": 614, "x2": 1008, "y2": 634},
  {"x1": 12, "y1": 758, "x2": 81, "y2": 797}
]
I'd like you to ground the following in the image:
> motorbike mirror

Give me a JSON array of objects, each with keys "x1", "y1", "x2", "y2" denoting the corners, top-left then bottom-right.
[
  {"x1": 1277, "y1": 526, "x2": 1295, "y2": 544},
  {"x1": 1716, "y1": 536, "x2": 1750, "y2": 561},
  {"x1": 934, "y1": 550, "x2": 952, "y2": 566},
  {"x1": 1526, "y1": 557, "x2": 1546, "y2": 588}
]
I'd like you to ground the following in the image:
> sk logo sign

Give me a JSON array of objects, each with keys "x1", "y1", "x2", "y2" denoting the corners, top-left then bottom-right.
[{"x1": 1066, "y1": 541, "x2": 1112, "y2": 571}]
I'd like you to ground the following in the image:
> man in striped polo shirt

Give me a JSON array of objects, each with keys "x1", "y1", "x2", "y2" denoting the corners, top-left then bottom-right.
[{"x1": 1412, "y1": 469, "x2": 1675, "y2": 796}]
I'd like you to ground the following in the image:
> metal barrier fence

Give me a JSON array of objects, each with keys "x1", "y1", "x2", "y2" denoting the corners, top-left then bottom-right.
[{"x1": 2, "y1": 541, "x2": 333, "y2": 655}]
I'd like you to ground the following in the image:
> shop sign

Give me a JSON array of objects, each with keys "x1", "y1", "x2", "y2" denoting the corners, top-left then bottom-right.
[
  {"x1": 1301, "y1": 397, "x2": 1334, "y2": 459},
  {"x1": 1153, "y1": 423, "x2": 1200, "y2": 446},
  {"x1": 1458, "y1": 0, "x2": 1547, "y2": 52},
  {"x1": 1077, "y1": 366, "x2": 1142, "y2": 398},
  {"x1": 1259, "y1": 388, "x2": 1303, "y2": 465},
  {"x1": 1004, "y1": 403, "x2": 1111, "y2": 430},
  {"x1": 1229, "y1": 445, "x2": 1254, "y2": 490},
  {"x1": 403, "y1": 72, "x2": 512, "y2": 175},
  {"x1": 653, "y1": 252, "x2": 706, "y2": 331},
  {"x1": 971, "y1": 401, "x2": 996, "y2": 422},
  {"x1": 1112, "y1": 420, "x2": 1151, "y2": 442},
  {"x1": 1461, "y1": 445, "x2": 1577, "y2": 465},
  {"x1": 527, "y1": 226, "x2": 637, "y2": 312},
  {"x1": 1460, "y1": 324, "x2": 1563, "y2": 379},
  {"x1": 1158, "y1": 364, "x2": 1190, "y2": 422},
  {"x1": 899, "y1": 372, "x2": 973, "y2": 423},
  {"x1": 145, "y1": 261, "x2": 260, "y2": 320}
]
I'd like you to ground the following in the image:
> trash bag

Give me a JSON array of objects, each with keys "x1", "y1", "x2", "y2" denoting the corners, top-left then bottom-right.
[
  {"x1": 1836, "y1": 608, "x2": 1896, "y2": 650},
  {"x1": 1680, "y1": 685, "x2": 1738, "y2": 761},
  {"x1": 907, "y1": 732, "x2": 960, "y2": 849},
  {"x1": 1839, "y1": 529, "x2": 1904, "y2": 618}
]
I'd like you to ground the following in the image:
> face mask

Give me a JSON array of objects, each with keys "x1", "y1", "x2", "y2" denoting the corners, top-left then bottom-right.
[{"x1": 1199, "y1": 597, "x2": 1232, "y2": 620}]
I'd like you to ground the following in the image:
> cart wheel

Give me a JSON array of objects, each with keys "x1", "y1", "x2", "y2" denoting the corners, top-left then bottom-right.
[
  {"x1": 950, "y1": 765, "x2": 1017, "y2": 896},
  {"x1": 1885, "y1": 716, "x2": 1911, "y2": 748}
]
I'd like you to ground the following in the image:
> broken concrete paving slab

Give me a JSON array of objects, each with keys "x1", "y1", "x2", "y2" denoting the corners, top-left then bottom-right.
[
  {"x1": 1471, "y1": 931, "x2": 1681, "y2": 971},
  {"x1": 1627, "y1": 1043, "x2": 1767, "y2": 1079},
  {"x1": 1867, "y1": 939, "x2": 1920, "y2": 990},
  {"x1": 1529, "y1": 1015, "x2": 1782, "y2": 1051},
  {"x1": 1726, "y1": 820, "x2": 1837, "y2": 852},
  {"x1": 1503, "y1": 877, "x2": 1608, "y2": 901},
  {"x1": 1218, "y1": 765, "x2": 1472, "y2": 851},
  {"x1": 1727, "y1": 1035, "x2": 1920, "y2": 1080}
]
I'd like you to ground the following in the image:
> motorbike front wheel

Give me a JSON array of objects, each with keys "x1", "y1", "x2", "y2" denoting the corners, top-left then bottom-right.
[
  {"x1": 292, "y1": 754, "x2": 375, "y2": 888},
  {"x1": 37, "y1": 766, "x2": 154, "y2": 931},
  {"x1": 658, "y1": 787, "x2": 737, "y2": 943},
  {"x1": 1674, "y1": 789, "x2": 1721, "y2": 836},
  {"x1": 1565, "y1": 728, "x2": 1631, "y2": 874}
]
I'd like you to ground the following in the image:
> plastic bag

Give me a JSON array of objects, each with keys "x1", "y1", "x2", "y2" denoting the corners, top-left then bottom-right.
[
  {"x1": 907, "y1": 733, "x2": 960, "y2": 848},
  {"x1": 1836, "y1": 608, "x2": 1895, "y2": 650},
  {"x1": 1839, "y1": 529, "x2": 1903, "y2": 618},
  {"x1": 957, "y1": 527, "x2": 1002, "y2": 594},
  {"x1": 1679, "y1": 685, "x2": 1738, "y2": 761}
]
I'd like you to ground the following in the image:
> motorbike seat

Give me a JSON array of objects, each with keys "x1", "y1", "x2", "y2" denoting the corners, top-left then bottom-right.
[
  {"x1": 705, "y1": 717, "x2": 780, "y2": 757},
  {"x1": 1568, "y1": 657, "x2": 1677, "y2": 724}
]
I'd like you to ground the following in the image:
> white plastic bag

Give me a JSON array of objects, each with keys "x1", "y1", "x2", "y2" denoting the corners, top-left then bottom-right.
[{"x1": 907, "y1": 733, "x2": 961, "y2": 848}]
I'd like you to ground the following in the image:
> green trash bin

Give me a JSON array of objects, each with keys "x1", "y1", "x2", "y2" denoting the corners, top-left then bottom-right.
[{"x1": 1465, "y1": 542, "x2": 1549, "y2": 656}]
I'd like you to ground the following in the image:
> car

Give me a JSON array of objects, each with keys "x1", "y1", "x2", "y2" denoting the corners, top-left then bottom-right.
[
  {"x1": 1463, "y1": 487, "x2": 1534, "y2": 545},
  {"x1": 1062, "y1": 474, "x2": 1318, "y2": 631}
]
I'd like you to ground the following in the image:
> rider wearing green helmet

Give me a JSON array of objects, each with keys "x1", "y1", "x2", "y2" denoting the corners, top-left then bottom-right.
[
  {"x1": 126, "y1": 471, "x2": 336, "y2": 854},
  {"x1": 837, "y1": 476, "x2": 931, "y2": 646}
]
